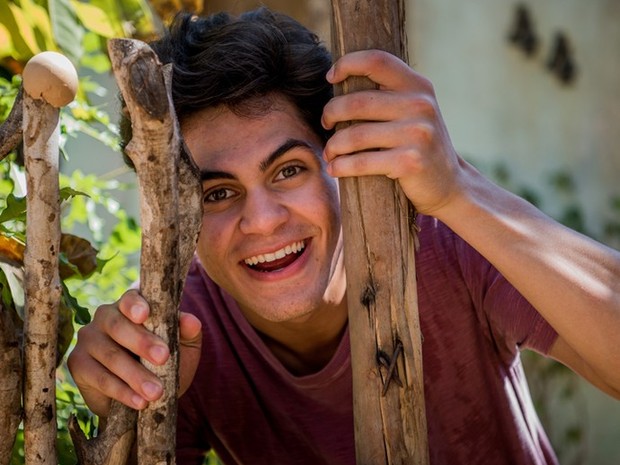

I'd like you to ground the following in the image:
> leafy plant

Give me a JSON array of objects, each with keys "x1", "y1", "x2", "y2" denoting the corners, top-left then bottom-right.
[{"x1": 0, "y1": 0, "x2": 153, "y2": 462}]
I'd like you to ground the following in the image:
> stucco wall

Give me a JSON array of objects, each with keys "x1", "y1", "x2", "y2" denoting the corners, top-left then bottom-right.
[{"x1": 408, "y1": 0, "x2": 620, "y2": 243}]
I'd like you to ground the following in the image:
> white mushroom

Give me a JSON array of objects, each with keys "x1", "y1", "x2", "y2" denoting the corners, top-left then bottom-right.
[{"x1": 22, "y1": 51, "x2": 78, "y2": 108}]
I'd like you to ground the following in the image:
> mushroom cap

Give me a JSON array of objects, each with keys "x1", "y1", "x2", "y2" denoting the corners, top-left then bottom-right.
[{"x1": 22, "y1": 51, "x2": 78, "y2": 108}]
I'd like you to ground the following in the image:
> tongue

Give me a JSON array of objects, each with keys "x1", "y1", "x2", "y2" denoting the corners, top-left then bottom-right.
[{"x1": 253, "y1": 252, "x2": 299, "y2": 272}]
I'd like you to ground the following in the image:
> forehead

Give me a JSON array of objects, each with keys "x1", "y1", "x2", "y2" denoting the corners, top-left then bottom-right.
[{"x1": 181, "y1": 97, "x2": 322, "y2": 170}]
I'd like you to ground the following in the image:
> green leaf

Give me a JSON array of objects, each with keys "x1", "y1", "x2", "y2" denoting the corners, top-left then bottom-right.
[
  {"x1": 0, "y1": 193, "x2": 26, "y2": 224},
  {"x1": 0, "y1": 1, "x2": 40, "y2": 59},
  {"x1": 80, "y1": 51, "x2": 111, "y2": 73},
  {"x1": 70, "y1": 0, "x2": 120, "y2": 38},
  {"x1": 0, "y1": 267, "x2": 15, "y2": 310},
  {"x1": 116, "y1": 0, "x2": 159, "y2": 38},
  {"x1": 60, "y1": 186, "x2": 89, "y2": 202},
  {"x1": 57, "y1": 293, "x2": 75, "y2": 365},
  {"x1": 88, "y1": 0, "x2": 127, "y2": 36},
  {"x1": 19, "y1": 0, "x2": 57, "y2": 52},
  {"x1": 62, "y1": 281, "x2": 91, "y2": 325},
  {"x1": 48, "y1": 0, "x2": 84, "y2": 63}
]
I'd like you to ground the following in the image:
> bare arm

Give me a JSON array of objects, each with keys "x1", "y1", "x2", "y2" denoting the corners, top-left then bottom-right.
[
  {"x1": 439, "y1": 165, "x2": 620, "y2": 399},
  {"x1": 322, "y1": 49, "x2": 620, "y2": 399}
]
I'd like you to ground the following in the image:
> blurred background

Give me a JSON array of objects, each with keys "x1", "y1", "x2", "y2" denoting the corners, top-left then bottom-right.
[{"x1": 1, "y1": 0, "x2": 619, "y2": 463}]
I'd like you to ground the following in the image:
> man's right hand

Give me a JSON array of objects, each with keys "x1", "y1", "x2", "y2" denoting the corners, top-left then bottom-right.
[{"x1": 67, "y1": 289, "x2": 203, "y2": 417}]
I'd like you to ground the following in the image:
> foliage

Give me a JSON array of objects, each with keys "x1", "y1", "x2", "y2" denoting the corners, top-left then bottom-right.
[
  {"x1": 0, "y1": 0, "x2": 150, "y2": 462},
  {"x1": 0, "y1": 0, "x2": 160, "y2": 76}
]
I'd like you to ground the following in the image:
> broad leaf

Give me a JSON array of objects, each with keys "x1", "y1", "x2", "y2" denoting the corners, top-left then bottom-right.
[
  {"x1": 70, "y1": 0, "x2": 119, "y2": 38},
  {"x1": 0, "y1": 2, "x2": 40, "y2": 59},
  {"x1": 48, "y1": 0, "x2": 84, "y2": 63},
  {"x1": 59, "y1": 233, "x2": 99, "y2": 279},
  {"x1": 0, "y1": 193, "x2": 26, "y2": 224},
  {"x1": 0, "y1": 234, "x2": 24, "y2": 267},
  {"x1": 18, "y1": 0, "x2": 57, "y2": 52},
  {"x1": 0, "y1": 24, "x2": 14, "y2": 58},
  {"x1": 62, "y1": 281, "x2": 90, "y2": 325}
]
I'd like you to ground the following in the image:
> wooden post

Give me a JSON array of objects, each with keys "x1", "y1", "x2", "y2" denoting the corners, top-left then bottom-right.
[
  {"x1": 329, "y1": 1, "x2": 429, "y2": 464},
  {"x1": 21, "y1": 52, "x2": 78, "y2": 465},
  {"x1": 69, "y1": 38, "x2": 202, "y2": 465},
  {"x1": 0, "y1": 86, "x2": 24, "y2": 465}
]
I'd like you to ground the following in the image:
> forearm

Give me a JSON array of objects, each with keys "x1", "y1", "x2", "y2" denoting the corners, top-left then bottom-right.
[{"x1": 436, "y1": 161, "x2": 620, "y2": 391}]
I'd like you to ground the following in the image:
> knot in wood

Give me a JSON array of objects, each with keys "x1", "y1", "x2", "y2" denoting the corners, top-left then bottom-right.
[{"x1": 377, "y1": 340, "x2": 404, "y2": 396}]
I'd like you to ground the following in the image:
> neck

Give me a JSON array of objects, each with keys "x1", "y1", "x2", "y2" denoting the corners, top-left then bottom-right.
[{"x1": 250, "y1": 296, "x2": 349, "y2": 376}]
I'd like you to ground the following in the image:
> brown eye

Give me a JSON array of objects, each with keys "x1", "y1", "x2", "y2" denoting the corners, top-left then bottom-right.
[
  {"x1": 204, "y1": 187, "x2": 235, "y2": 203},
  {"x1": 276, "y1": 165, "x2": 304, "y2": 181}
]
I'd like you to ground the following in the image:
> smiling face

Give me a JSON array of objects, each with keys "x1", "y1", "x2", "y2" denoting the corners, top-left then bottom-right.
[{"x1": 182, "y1": 95, "x2": 345, "y2": 329}]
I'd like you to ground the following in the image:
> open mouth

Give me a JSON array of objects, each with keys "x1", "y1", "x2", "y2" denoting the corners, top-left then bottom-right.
[{"x1": 243, "y1": 240, "x2": 307, "y2": 272}]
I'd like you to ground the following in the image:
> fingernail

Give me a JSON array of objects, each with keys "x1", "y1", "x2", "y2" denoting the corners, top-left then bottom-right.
[
  {"x1": 130, "y1": 302, "x2": 147, "y2": 321},
  {"x1": 149, "y1": 344, "x2": 169, "y2": 364},
  {"x1": 326, "y1": 65, "x2": 335, "y2": 81},
  {"x1": 132, "y1": 394, "x2": 147, "y2": 409},
  {"x1": 142, "y1": 381, "x2": 162, "y2": 400}
]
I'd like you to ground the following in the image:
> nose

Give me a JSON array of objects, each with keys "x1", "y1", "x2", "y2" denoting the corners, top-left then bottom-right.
[{"x1": 239, "y1": 188, "x2": 289, "y2": 236}]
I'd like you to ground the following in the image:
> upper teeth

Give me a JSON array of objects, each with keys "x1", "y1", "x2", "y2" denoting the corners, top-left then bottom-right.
[{"x1": 244, "y1": 241, "x2": 305, "y2": 266}]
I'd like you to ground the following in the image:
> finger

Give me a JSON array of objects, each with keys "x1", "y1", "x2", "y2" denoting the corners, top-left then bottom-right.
[
  {"x1": 76, "y1": 324, "x2": 164, "y2": 403},
  {"x1": 322, "y1": 88, "x2": 438, "y2": 131},
  {"x1": 68, "y1": 346, "x2": 148, "y2": 416},
  {"x1": 179, "y1": 312, "x2": 202, "y2": 346},
  {"x1": 324, "y1": 119, "x2": 434, "y2": 164},
  {"x1": 179, "y1": 312, "x2": 202, "y2": 397},
  {"x1": 95, "y1": 303, "x2": 170, "y2": 366},
  {"x1": 326, "y1": 146, "x2": 423, "y2": 181},
  {"x1": 118, "y1": 289, "x2": 150, "y2": 324},
  {"x1": 327, "y1": 49, "x2": 427, "y2": 91}
]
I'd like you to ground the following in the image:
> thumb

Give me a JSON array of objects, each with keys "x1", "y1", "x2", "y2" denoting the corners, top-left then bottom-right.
[{"x1": 178, "y1": 312, "x2": 202, "y2": 397}]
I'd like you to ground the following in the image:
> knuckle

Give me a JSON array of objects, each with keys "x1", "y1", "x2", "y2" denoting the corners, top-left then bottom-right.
[
  {"x1": 412, "y1": 95, "x2": 438, "y2": 118},
  {"x1": 94, "y1": 370, "x2": 114, "y2": 393},
  {"x1": 101, "y1": 344, "x2": 125, "y2": 366},
  {"x1": 367, "y1": 49, "x2": 390, "y2": 68},
  {"x1": 403, "y1": 121, "x2": 435, "y2": 146}
]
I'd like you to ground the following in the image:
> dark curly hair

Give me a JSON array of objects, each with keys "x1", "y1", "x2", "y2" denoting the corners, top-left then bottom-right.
[{"x1": 120, "y1": 7, "x2": 333, "y2": 153}]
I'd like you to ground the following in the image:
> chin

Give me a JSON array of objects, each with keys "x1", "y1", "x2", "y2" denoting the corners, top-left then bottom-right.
[{"x1": 242, "y1": 298, "x2": 317, "y2": 324}]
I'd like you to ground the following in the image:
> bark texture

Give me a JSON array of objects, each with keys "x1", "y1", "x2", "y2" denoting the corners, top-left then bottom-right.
[
  {"x1": 0, "y1": 86, "x2": 23, "y2": 160},
  {"x1": 22, "y1": 91, "x2": 62, "y2": 465},
  {"x1": 0, "y1": 302, "x2": 22, "y2": 465},
  {"x1": 70, "y1": 39, "x2": 202, "y2": 465},
  {"x1": 330, "y1": 1, "x2": 429, "y2": 464}
]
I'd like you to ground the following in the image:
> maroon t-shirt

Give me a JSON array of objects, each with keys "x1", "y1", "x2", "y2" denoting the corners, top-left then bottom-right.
[{"x1": 177, "y1": 215, "x2": 559, "y2": 464}]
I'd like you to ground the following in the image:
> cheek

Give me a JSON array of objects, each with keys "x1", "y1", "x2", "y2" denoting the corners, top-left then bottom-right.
[
  {"x1": 195, "y1": 219, "x2": 226, "y2": 274},
  {"x1": 321, "y1": 177, "x2": 341, "y2": 228}
]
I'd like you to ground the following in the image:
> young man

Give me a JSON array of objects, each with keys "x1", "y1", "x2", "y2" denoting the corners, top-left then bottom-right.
[{"x1": 68, "y1": 8, "x2": 620, "y2": 465}]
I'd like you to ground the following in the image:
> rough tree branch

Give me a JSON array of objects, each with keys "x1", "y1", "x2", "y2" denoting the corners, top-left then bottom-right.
[
  {"x1": 330, "y1": 1, "x2": 429, "y2": 464},
  {"x1": 69, "y1": 39, "x2": 202, "y2": 465},
  {"x1": 21, "y1": 52, "x2": 78, "y2": 465}
]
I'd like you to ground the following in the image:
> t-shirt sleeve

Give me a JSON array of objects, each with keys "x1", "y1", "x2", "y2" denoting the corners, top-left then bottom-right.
[{"x1": 453, "y1": 225, "x2": 558, "y2": 360}]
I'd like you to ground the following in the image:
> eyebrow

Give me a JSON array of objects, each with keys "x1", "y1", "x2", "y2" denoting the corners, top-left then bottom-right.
[{"x1": 200, "y1": 138, "x2": 314, "y2": 182}]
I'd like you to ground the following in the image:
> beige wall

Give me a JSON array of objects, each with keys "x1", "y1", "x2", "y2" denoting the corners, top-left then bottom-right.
[{"x1": 409, "y1": 0, "x2": 620, "y2": 244}]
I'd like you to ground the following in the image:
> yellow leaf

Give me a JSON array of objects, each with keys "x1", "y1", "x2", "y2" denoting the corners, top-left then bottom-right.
[
  {"x1": 0, "y1": 235, "x2": 25, "y2": 268},
  {"x1": 7, "y1": 3, "x2": 41, "y2": 56},
  {"x1": 70, "y1": 1, "x2": 120, "y2": 38},
  {"x1": 19, "y1": 0, "x2": 57, "y2": 51},
  {"x1": 0, "y1": 24, "x2": 14, "y2": 58}
]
